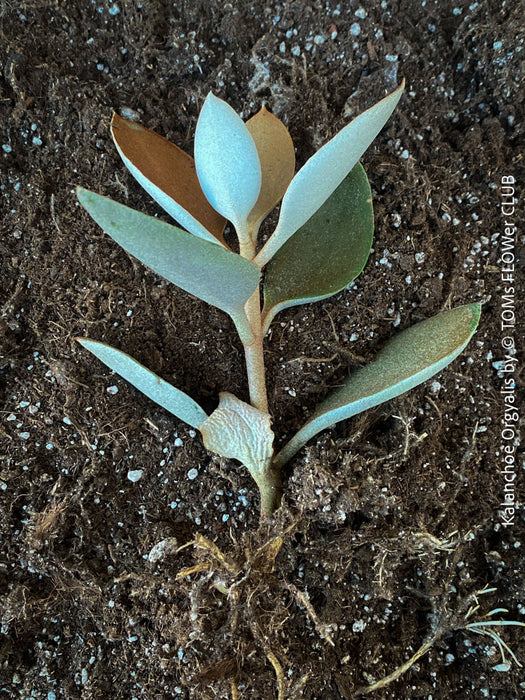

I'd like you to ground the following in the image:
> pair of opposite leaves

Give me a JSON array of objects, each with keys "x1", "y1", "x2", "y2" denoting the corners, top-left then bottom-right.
[{"x1": 78, "y1": 82, "x2": 404, "y2": 343}]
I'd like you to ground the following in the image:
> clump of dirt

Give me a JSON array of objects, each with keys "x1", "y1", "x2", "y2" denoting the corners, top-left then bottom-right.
[{"x1": 1, "y1": 1, "x2": 523, "y2": 698}]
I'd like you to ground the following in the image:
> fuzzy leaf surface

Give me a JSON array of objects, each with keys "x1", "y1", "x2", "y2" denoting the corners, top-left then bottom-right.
[
  {"x1": 111, "y1": 114, "x2": 227, "y2": 246},
  {"x1": 262, "y1": 164, "x2": 373, "y2": 332},
  {"x1": 255, "y1": 81, "x2": 404, "y2": 266},
  {"x1": 245, "y1": 106, "x2": 295, "y2": 235},
  {"x1": 199, "y1": 392, "x2": 274, "y2": 480},
  {"x1": 195, "y1": 93, "x2": 261, "y2": 239},
  {"x1": 199, "y1": 392, "x2": 280, "y2": 514},
  {"x1": 275, "y1": 303, "x2": 481, "y2": 467},
  {"x1": 77, "y1": 339, "x2": 208, "y2": 428},
  {"x1": 77, "y1": 188, "x2": 260, "y2": 343}
]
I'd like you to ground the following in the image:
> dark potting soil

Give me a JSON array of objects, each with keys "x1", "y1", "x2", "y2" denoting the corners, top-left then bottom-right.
[{"x1": 1, "y1": 1, "x2": 523, "y2": 698}]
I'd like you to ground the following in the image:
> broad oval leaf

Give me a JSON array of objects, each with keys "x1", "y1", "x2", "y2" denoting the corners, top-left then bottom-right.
[
  {"x1": 77, "y1": 188, "x2": 261, "y2": 344},
  {"x1": 77, "y1": 338, "x2": 208, "y2": 428},
  {"x1": 111, "y1": 114, "x2": 228, "y2": 246},
  {"x1": 245, "y1": 106, "x2": 295, "y2": 236},
  {"x1": 255, "y1": 81, "x2": 404, "y2": 267},
  {"x1": 274, "y1": 303, "x2": 481, "y2": 467},
  {"x1": 262, "y1": 164, "x2": 373, "y2": 334},
  {"x1": 195, "y1": 93, "x2": 261, "y2": 240}
]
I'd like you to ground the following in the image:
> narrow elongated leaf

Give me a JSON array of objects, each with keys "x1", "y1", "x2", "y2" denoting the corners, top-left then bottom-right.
[
  {"x1": 111, "y1": 114, "x2": 228, "y2": 246},
  {"x1": 194, "y1": 93, "x2": 261, "y2": 241},
  {"x1": 77, "y1": 188, "x2": 260, "y2": 344},
  {"x1": 274, "y1": 303, "x2": 481, "y2": 467},
  {"x1": 262, "y1": 164, "x2": 373, "y2": 333},
  {"x1": 255, "y1": 81, "x2": 404, "y2": 267},
  {"x1": 245, "y1": 106, "x2": 295, "y2": 235},
  {"x1": 77, "y1": 339, "x2": 208, "y2": 428}
]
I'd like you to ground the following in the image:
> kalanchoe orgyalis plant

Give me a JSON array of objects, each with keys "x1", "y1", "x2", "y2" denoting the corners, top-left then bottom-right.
[{"x1": 76, "y1": 81, "x2": 481, "y2": 517}]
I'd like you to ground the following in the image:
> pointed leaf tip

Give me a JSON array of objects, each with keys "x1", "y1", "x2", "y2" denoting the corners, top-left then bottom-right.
[
  {"x1": 77, "y1": 338, "x2": 208, "y2": 428},
  {"x1": 246, "y1": 106, "x2": 296, "y2": 234},
  {"x1": 256, "y1": 81, "x2": 404, "y2": 266},
  {"x1": 274, "y1": 303, "x2": 480, "y2": 467},
  {"x1": 110, "y1": 113, "x2": 227, "y2": 246},
  {"x1": 195, "y1": 94, "x2": 262, "y2": 239}
]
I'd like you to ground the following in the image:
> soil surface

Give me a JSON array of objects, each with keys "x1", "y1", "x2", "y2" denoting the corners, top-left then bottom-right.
[{"x1": 1, "y1": 1, "x2": 523, "y2": 698}]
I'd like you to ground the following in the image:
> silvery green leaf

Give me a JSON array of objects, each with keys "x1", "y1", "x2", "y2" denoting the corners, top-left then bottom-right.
[
  {"x1": 77, "y1": 188, "x2": 260, "y2": 344},
  {"x1": 274, "y1": 303, "x2": 481, "y2": 467},
  {"x1": 262, "y1": 164, "x2": 373, "y2": 333},
  {"x1": 255, "y1": 81, "x2": 404, "y2": 267},
  {"x1": 194, "y1": 93, "x2": 261, "y2": 242},
  {"x1": 111, "y1": 114, "x2": 227, "y2": 246},
  {"x1": 77, "y1": 339, "x2": 208, "y2": 428}
]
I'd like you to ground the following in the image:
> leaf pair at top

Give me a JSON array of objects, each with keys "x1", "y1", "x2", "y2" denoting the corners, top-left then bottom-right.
[
  {"x1": 110, "y1": 100, "x2": 297, "y2": 251},
  {"x1": 192, "y1": 82, "x2": 403, "y2": 264},
  {"x1": 79, "y1": 82, "x2": 404, "y2": 338}
]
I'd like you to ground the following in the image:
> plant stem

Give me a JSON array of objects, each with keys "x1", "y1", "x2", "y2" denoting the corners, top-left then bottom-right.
[
  {"x1": 239, "y1": 225, "x2": 283, "y2": 516},
  {"x1": 257, "y1": 466, "x2": 283, "y2": 518},
  {"x1": 239, "y1": 232, "x2": 268, "y2": 414},
  {"x1": 243, "y1": 302, "x2": 268, "y2": 413}
]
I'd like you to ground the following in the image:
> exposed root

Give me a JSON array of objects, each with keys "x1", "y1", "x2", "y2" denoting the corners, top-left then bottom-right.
[
  {"x1": 285, "y1": 581, "x2": 335, "y2": 646},
  {"x1": 392, "y1": 413, "x2": 428, "y2": 457},
  {"x1": 175, "y1": 562, "x2": 211, "y2": 579},
  {"x1": 289, "y1": 673, "x2": 311, "y2": 696},
  {"x1": 248, "y1": 596, "x2": 288, "y2": 698},
  {"x1": 192, "y1": 532, "x2": 238, "y2": 573},
  {"x1": 352, "y1": 583, "x2": 525, "y2": 696},
  {"x1": 351, "y1": 632, "x2": 440, "y2": 697},
  {"x1": 264, "y1": 645, "x2": 286, "y2": 700}
]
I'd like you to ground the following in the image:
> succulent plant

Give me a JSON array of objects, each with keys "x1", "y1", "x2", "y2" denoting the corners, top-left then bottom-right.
[{"x1": 76, "y1": 82, "x2": 480, "y2": 518}]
